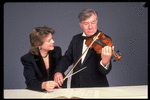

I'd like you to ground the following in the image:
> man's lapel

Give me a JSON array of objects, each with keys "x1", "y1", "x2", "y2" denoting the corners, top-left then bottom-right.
[
  {"x1": 75, "y1": 34, "x2": 93, "y2": 68},
  {"x1": 82, "y1": 48, "x2": 93, "y2": 66},
  {"x1": 75, "y1": 36, "x2": 83, "y2": 68}
]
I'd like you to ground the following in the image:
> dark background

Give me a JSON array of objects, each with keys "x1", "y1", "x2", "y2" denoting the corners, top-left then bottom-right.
[{"x1": 4, "y1": 2, "x2": 148, "y2": 89}]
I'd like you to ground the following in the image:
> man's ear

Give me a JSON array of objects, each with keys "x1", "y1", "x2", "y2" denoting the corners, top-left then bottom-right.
[{"x1": 79, "y1": 22, "x2": 83, "y2": 29}]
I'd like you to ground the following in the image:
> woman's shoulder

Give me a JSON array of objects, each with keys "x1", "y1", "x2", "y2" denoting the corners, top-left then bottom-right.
[
  {"x1": 54, "y1": 46, "x2": 61, "y2": 52},
  {"x1": 20, "y1": 52, "x2": 34, "y2": 62}
]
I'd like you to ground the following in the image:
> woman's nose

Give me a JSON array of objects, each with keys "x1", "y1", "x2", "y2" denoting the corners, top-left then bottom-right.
[{"x1": 52, "y1": 39, "x2": 55, "y2": 43}]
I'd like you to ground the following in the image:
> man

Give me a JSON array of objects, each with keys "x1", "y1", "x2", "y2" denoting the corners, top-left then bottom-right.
[{"x1": 54, "y1": 9, "x2": 114, "y2": 88}]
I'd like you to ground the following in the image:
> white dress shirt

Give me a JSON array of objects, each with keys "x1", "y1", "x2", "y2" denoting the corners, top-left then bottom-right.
[{"x1": 81, "y1": 32, "x2": 110, "y2": 70}]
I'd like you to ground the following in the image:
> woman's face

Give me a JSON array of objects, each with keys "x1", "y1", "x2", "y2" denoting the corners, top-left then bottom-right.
[{"x1": 40, "y1": 33, "x2": 55, "y2": 51}]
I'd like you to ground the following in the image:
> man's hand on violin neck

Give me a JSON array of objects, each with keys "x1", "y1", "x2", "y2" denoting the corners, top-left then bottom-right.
[{"x1": 101, "y1": 46, "x2": 114, "y2": 66}]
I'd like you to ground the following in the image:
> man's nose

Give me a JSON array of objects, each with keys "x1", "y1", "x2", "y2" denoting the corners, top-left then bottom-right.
[{"x1": 88, "y1": 23, "x2": 93, "y2": 29}]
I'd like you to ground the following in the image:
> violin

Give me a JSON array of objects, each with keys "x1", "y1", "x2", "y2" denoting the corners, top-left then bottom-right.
[{"x1": 85, "y1": 30, "x2": 121, "y2": 61}]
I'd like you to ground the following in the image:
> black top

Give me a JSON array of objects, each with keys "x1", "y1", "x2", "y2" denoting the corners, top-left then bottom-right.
[
  {"x1": 54, "y1": 32, "x2": 112, "y2": 88},
  {"x1": 21, "y1": 46, "x2": 62, "y2": 91}
]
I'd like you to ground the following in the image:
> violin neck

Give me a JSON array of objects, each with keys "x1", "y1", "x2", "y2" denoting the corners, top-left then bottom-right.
[{"x1": 96, "y1": 39, "x2": 107, "y2": 47}]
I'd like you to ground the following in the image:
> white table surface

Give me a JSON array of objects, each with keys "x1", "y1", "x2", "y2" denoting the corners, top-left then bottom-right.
[{"x1": 4, "y1": 85, "x2": 148, "y2": 99}]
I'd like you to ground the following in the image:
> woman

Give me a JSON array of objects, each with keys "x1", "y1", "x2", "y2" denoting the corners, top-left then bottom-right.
[{"x1": 21, "y1": 26, "x2": 61, "y2": 92}]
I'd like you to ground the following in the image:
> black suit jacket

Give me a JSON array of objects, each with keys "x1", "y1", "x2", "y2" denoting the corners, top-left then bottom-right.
[
  {"x1": 21, "y1": 46, "x2": 64, "y2": 91},
  {"x1": 54, "y1": 33, "x2": 112, "y2": 88}
]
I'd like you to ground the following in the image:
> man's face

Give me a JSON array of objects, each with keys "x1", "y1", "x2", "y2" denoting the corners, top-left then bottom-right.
[{"x1": 79, "y1": 13, "x2": 98, "y2": 37}]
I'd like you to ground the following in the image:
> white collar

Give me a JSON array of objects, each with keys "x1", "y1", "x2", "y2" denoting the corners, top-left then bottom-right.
[{"x1": 82, "y1": 32, "x2": 87, "y2": 37}]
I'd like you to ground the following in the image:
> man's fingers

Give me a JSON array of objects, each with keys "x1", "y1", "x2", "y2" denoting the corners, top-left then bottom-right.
[
  {"x1": 55, "y1": 82, "x2": 62, "y2": 89},
  {"x1": 58, "y1": 79, "x2": 63, "y2": 86},
  {"x1": 111, "y1": 46, "x2": 114, "y2": 51},
  {"x1": 54, "y1": 73, "x2": 64, "y2": 86}
]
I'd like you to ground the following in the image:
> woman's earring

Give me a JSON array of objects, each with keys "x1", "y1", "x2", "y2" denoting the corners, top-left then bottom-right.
[{"x1": 39, "y1": 47, "x2": 42, "y2": 50}]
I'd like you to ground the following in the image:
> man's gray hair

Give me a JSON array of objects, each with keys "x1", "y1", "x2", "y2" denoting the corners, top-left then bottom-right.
[{"x1": 78, "y1": 8, "x2": 98, "y2": 23}]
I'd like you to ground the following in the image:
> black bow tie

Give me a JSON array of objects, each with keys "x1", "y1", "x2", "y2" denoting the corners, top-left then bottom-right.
[
  {"x1": 82, "y1": 30, "x2": 99, "y2": 39},
  {"x1": 82, "y1": 36, "x2": 87, "y2": 39}
]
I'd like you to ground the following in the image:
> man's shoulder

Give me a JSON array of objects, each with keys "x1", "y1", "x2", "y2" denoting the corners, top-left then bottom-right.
[
  {"x1": 72, "y1": 33, "x2": 83, "y2": 39},
  {"x1": 103, "y1": 33, "x2": 112, "y2": 41}
]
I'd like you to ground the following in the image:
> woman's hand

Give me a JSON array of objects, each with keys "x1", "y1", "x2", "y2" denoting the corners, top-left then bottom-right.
[{"x1": 42, "y1": 81, "x2": 60, "y2": 92}]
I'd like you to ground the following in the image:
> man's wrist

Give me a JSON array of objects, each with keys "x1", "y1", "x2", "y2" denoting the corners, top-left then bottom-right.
[{"x1": 100, "y1": 60, "x2": 110, "y2": 70}]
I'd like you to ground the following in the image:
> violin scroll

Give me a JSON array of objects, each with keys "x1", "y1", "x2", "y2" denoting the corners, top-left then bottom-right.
[{"x1": 112, "y1": 50, "x2": 121, "y2": 62}]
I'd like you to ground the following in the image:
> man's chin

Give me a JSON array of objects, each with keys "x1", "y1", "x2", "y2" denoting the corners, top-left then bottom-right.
[{"x1": 87, "y1": 32, "x2": 95, "y2": 37}]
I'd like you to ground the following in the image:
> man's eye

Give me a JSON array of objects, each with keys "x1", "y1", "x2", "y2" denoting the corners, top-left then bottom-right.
[
  {"x1": 84, "y1": 23, "x2": 88, "y2": 25},
  {"x1": 92, "y1": 21, "x2": 96, "y2": 24}
]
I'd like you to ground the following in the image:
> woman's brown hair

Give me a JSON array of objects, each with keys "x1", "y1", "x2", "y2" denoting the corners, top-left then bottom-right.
[{"x1": 29, "y1": 26, "x2": 55, "y2": 55}]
